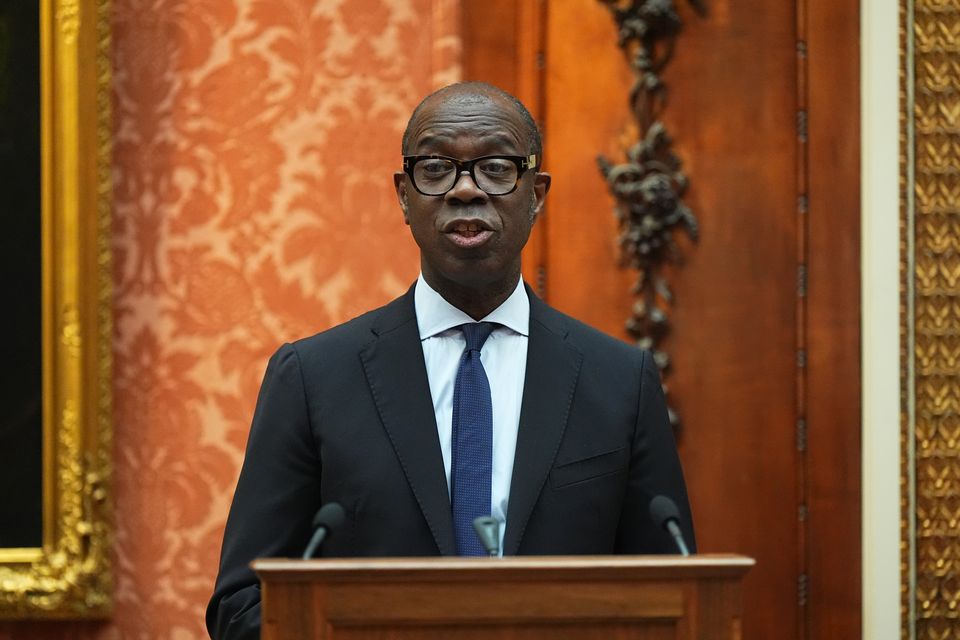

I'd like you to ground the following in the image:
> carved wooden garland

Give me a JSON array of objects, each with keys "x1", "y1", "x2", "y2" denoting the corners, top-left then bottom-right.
[{"x1": 597, "y1": 0, "x2": 704, "y2": 428}]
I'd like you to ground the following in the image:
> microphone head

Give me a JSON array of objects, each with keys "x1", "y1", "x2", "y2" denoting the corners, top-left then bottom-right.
[
  {"x1": 649, "y1": 495, "x2": 681, "y2": 529},
  {"x1": 472, "y1": 516, "x2": 500, "y2": 556},
  {"x1": 313, "y1": 502, "x2": 346, "y2": 530}
]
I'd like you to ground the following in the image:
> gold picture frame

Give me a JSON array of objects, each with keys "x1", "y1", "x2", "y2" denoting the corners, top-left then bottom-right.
[{"x1": 0, "y1": 0, "x2": 112, "y2": 618}]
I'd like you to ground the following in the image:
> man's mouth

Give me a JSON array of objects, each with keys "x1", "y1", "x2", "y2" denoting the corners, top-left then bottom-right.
[
  {"x1": 450, "y1": 221, "x2": 487, "y2": 237},
  {"x1": 443, "y1": 219, "x2": 495, "y2": 248}
]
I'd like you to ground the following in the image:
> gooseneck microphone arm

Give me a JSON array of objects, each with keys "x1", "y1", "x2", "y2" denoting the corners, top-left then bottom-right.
[
  {"x1": 649, "y1": 495, "x2": 691, "y2": 557},
  {"x1": 302, "y1": 502, "x2": 346, "y2": 559}
]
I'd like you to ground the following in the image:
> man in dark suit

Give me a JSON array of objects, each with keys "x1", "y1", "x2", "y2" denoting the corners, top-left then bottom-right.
[{"x1": 207, "y1": 82, "x2": 694, "y2": 640}]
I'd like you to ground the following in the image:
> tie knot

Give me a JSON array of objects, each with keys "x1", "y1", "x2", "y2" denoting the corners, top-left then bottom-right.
[{"x1": 460, "y1": 322, "x2": 496, "y2": 352}]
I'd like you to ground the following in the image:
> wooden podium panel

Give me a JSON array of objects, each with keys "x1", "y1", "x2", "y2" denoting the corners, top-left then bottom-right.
[{"x1": 254, "y1": 555, "x2": 753, "y2": 640}]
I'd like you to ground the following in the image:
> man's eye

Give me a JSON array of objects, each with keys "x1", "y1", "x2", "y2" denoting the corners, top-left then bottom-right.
[
  {"x1": 421, "y1": 160, "x2": 453, "y2": 175},
  {"x1": 477, "y1": 160, "x2": 513, "y2": 176}
]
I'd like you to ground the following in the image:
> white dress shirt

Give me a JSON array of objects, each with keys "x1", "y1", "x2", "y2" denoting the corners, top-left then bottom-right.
[{"x1": 414, "y1": 274, "x2": 529, "y2": 554}]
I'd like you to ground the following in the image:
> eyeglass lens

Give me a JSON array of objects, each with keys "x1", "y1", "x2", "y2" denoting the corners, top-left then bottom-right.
[{"x1": 413, "y1": 158, "x2": 519, "y2": 195}]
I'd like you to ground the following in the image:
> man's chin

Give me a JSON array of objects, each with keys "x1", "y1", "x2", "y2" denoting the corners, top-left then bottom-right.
[{"x1": 424, "y1": 263, "x2": 520, "y2": 295}]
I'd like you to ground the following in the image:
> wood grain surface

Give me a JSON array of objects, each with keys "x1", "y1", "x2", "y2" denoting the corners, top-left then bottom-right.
[{"x1": 256, "y1": 555, "x2": 753, "y2": 640}]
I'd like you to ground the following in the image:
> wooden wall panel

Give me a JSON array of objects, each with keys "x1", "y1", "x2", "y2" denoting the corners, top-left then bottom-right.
[
  {"x1": 805, "y1": 0, "x2": 862, "y2": 636},
  {"x1": 654, "y1": 3, "x2": 802, "y2": 637},
  {"x1": 539, "y1": 4, "x2": 634, "y2": 316},
  {"x1": 462, "y1": 1, "x2": 860, "y2": 638}
]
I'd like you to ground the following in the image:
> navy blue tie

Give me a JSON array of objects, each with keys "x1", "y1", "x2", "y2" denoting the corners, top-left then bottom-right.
[{"x1": 451, "y1": 322, "x2": 496, "y2": 556}]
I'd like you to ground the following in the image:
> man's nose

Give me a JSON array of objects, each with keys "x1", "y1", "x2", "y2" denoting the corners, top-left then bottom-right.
[{"x1": 445, "y1": 171, "x2": 488, "y2": 202}]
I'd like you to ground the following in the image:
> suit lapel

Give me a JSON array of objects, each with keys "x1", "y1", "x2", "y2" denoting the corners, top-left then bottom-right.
[
  {"x1": 502, "y1": 291, "x2": 583, "y2": 555},
  {"x1": 359, "y1": 287, "x2": 456, "y2": 555}
]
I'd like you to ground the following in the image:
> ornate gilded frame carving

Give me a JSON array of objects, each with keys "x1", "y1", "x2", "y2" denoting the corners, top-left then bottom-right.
[
  {"x1": 901, "y1": 0, "x2": 959, "y2": 637},
  {"x1": 0, "y1": 0, "x2": 112, "y2": 618}
]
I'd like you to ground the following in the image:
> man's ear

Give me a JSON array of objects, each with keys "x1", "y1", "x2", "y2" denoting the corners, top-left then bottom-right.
[
  {"x1": 531, "y1": 172, "x2": 551, "y2": 219},
  {"x1": 393, "y1": 172, "x2": 410, "y2": 224}
]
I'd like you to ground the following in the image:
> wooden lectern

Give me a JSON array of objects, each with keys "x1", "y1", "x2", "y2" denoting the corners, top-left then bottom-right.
[{"x1": 254, "y1": 555, "x2": 753, "y2": 639}]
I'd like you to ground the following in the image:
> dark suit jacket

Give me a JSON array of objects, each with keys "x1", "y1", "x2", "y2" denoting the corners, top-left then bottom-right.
[{"x1": 206, "y1": 284, "x2": 694, "y2": 640}]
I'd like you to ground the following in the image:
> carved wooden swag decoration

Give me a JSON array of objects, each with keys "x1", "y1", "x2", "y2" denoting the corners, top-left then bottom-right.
[{"x1": 597, "y1": 0, "x2": 704, "y2": 428}]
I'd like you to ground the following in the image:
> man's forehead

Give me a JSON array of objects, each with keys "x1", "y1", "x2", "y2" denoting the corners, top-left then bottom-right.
[
  {"x1": 407, "y1": 93, "x2": 526, "y2": 149},
  {"x1": 415, "y1": 129, "x2": 521, "y2": 150}
]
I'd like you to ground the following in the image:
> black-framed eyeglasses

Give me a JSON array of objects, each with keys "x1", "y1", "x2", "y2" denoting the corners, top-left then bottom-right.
[{"x1": 402, "y1": 154, "x2": 539, "y2": 196}]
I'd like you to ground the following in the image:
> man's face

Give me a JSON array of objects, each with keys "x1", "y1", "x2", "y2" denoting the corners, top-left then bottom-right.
[{"x1": 394, "y1": 94, "x2": 550, "y2": 295}]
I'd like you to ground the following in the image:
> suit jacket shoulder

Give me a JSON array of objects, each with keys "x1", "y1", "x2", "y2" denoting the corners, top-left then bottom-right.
[{"x1": 530, "y1": 292, "x2": 645, "y2": 361}]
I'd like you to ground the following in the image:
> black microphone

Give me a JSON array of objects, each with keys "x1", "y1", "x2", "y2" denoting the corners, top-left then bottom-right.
[
  {"x1": 302, "y1": 502, "x2": 345, "y2": 559},
  {"x1": 472, "y1": 516, "x2": 500, "y2": 557},
  {"x1": 649, "y1": 495, "x2": 691, "y2": 556}
]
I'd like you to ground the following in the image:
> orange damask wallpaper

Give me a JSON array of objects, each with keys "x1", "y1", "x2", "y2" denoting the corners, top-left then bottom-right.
[{"x1": 0, "y1": 1, "x2": 460, "y2": 638}]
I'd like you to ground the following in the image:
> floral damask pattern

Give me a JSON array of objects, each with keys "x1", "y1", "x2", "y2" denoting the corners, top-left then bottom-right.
[{"x1": 0, "y1": 2, "x2": 460, "y2": 638}]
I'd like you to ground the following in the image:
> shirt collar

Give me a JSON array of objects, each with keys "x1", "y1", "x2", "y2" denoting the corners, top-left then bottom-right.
[{"x1": 414, "y1": 273, "x2": 530, "y2": 340}]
